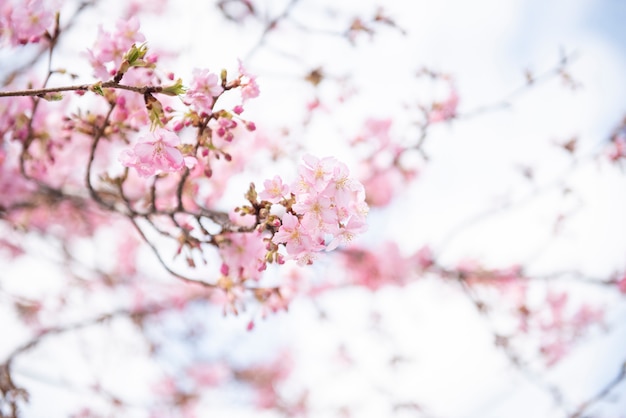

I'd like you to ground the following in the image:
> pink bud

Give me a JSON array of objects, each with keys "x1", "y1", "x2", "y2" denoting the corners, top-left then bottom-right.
[
  {"x1": 220, "y1": 263, "x2": 229, "y2": 276},
  {"x1": 173, "y1": 121, "x2": 184, "y2": 132}
]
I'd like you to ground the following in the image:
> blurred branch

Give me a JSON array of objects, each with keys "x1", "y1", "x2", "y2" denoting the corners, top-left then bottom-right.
[
  {"x1": 458, "y1": 50, "x2": 580, "y2": 119},
  {"x1": 244, "y1": 0, "x2": 301, "y2": 61},
  {"x1": 458, "y1": 280, "x2": 569, "y2": 412},
  {"x1": 434, "y1": 152, "x2": 593, "y2": 259},
  {"x1": 569, "y1": 362, "x2": 626, "y2": 418}
]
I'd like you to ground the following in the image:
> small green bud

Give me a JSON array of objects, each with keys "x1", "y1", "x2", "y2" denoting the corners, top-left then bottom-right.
[
  {"x1": 40, "y1": 92, "x2": 63, "y2": 101},
  {"x1": 91, "y1": 82, "x2": 104, "y2": 96},
  {"x1": 145, "y1": 93, "x2": 164, "y2": 130},
  {"x1": 245, "y1": 182, "x2": 258, "y2": 204},
  {"x1": 123, "y1": 42, "x2": 148, "y2": 66},
  {"x1": 162, "y1": 78, "x2": 186, "y2": 96}
]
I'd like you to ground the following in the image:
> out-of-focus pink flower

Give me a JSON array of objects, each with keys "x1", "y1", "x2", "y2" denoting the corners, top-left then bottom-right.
[
  {"x1": 354, "y1": 118, "x2": 393, "y2": 146},
  {"x1": 542, "y1": 291, "x2": 568, "y2": 331},
  {"x1": 571, "y1": 304, "x2": 604, "y2": 333},
  {"x1": 4, "y1": 0, "x2": 56, "y2": 45},
  {"x1": 219, "y1": 230, "x2": 267, "y2": 281},
  {"x1": 339, "y1": 241, "x2": 418, "y2": 290},
  {"x1": 362, "y1": 168, "x2": 402, "y2": 207},
  {"x1": 540, "y1": 339, "x2": 568, "y2": 367},
  {"x1": 413, "y1": 245, "x2": 434, "y2": 270},
  {"x1": 186, "y1": 363, "x2": 231, "y2": 387},
  {"x1": 119, "y1": 128, "x2": 186, "y2": 177},
  {"x1": 617, "y1": 272, "x2": 626, "y2": 294},
  {"x1": 428, "y1": 89, "x2": 459, "y2": 123},
  {"x1": 608, "y1": 135, "x2": 626, "y2": 162}
]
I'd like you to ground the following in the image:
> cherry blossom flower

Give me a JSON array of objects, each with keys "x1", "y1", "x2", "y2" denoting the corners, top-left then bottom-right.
[
  {"x1": 238, "y1": 60, "x2": 260, "y2": 102},
  {"x1": 3, "y1": 0, "x2": 56, "y2": 45},
  {"x1": 219, "y1": 230, "x2": 267, "y2": 281},
  {"x1": 269, "y1": 155, "x2": 368, "y2": 263},
  {"x1": 326, "y1": 216, "x2": 367, "y2": 251},
  {"x1": 119, "y1": 128, "x2": 187, "y2": 177},
  {"x1": 296, "y1": 154, "x2": 336, "y2": 193},
  {"x1": 259, "y1": 175, "x2": 289, "y2": 203},
  {"x1": 183, "y1": 68, "x2": 224, "y2": 115},
  {"x1": 86, "y1": 17, "x2": 146, "y2": 79},
  {"x1": 272, "y1": 212, "x2": 320, "y2": 258}
]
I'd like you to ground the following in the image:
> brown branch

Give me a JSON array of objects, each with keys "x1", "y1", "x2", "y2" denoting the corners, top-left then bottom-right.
[
  {"x1": 0, "y1": 80, "x2": 166, "y2": 98},
  {"x1": 128, "y1": 216, "x2": 217, "y2": 288},
  {"x1": 85, "y1": 101, "x2": 118, "y2": 211}
]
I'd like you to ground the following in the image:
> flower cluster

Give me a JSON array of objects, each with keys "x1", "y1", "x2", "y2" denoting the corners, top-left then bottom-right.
[
  {"x1": 268, "y1": 155, "x2": 368, "y2": 264},
  {"x1": 86, "y1": 17, "x2": 147, "y2": 80},
  {"x1": 353, "y1": 118, "x2": 418, "y2": 207},
  {"x1": 183, "y1": 68, "x2": 224, "y2": 116},
  {"x1": 238, "y1": 60, "x2": 260, "y2": 102},
  {"x1": 0, "y1": 0, "x2": 56, "y2": 45},
  {"x1": 119, "y1": 128, "x2": 193, "y2": 177},
  {"x1": 338, "y1": 242, "x2": 432, "y2": 290}
]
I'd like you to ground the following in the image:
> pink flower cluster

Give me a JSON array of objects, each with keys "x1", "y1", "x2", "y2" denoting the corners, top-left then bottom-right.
[
  {"x1": 538, "y1": 291, "x2": 604, "y2": 367},
  {"x1": 268, "y1": 155, "x2": 368, "y2": 264},
  {"x1": 238, "y1": 60, "x2": 260, "y2": 102},
  {"x1": 86, "y1": 17, "x2": 146, "y2": 79},
  {"x1": 119, "y1": 128, "x2": 194, "y2": 177},
  {"x1": 219, "y1": 230, "x2": 267, "y2": 282},
  {"x1": 354, "y1": 118, "x2": 418, "y2": 207},
  {"x1": 338, "y1": 242, "x2": 432, "y2": 290},
  {"x1": 0, "y1": 0, "x2": 56, "y2": 45},
  {"x1": 183, "y1": 68, "x2": 224, "y2": 116}
]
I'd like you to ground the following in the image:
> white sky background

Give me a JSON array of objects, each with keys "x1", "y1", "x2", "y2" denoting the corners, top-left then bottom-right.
[{"x1": 4, "y1": 0, "x2": 626, "y2": 417}]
